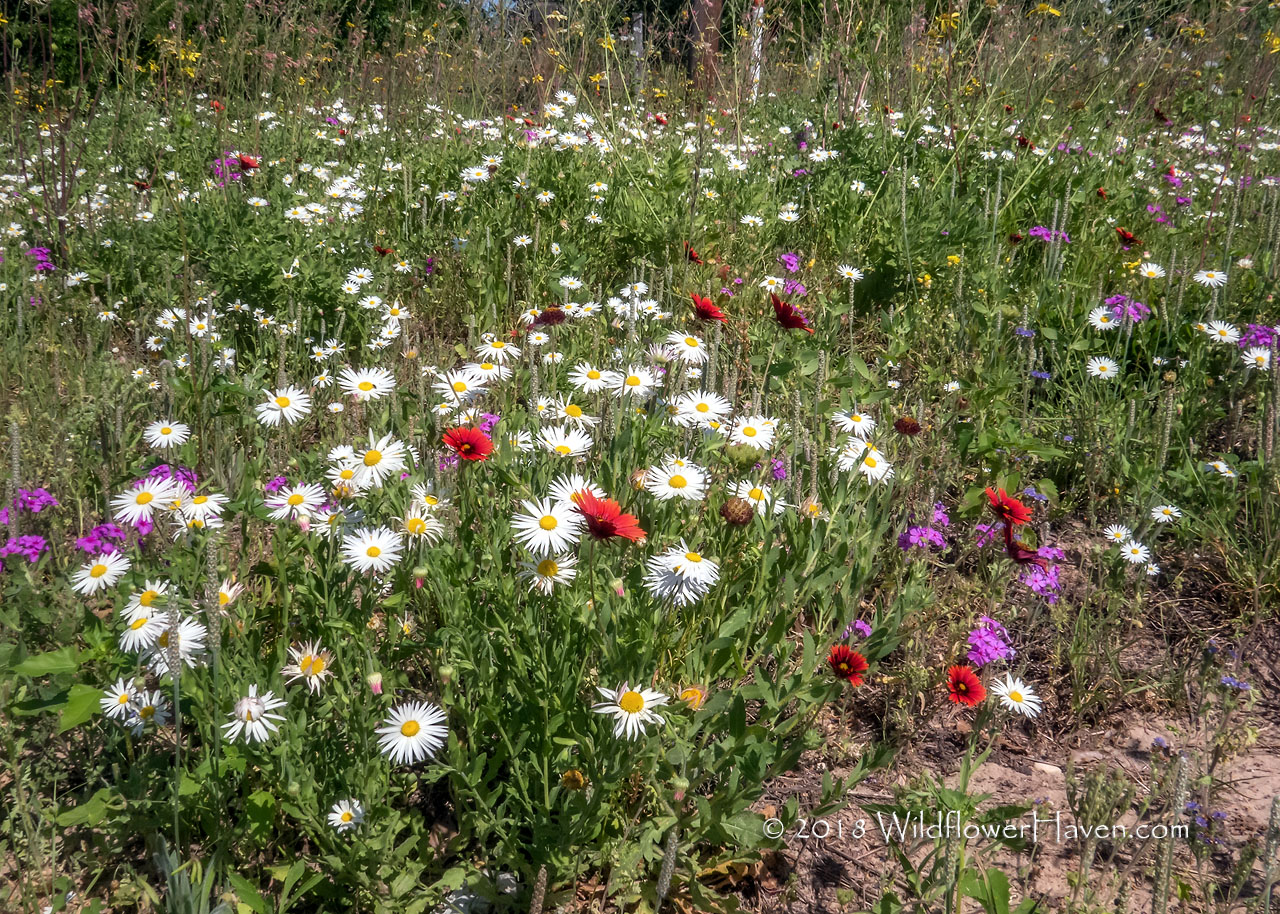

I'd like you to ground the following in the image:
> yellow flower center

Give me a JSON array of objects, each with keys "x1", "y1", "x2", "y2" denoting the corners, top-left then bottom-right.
[
  {"x1": 684, "y1": 337, "x2": 698, "y2": 347},
  {"x1": 130, "y1": 617, "x2": 148, "y2": 630},
  {"x1": 139, "y1": 590, "x2": 159, "y2": 607},
  {"x1": 492, "y1": 341, "x2": 505, "y2": 349},
  {"x1": 340, "y1": 811, "x2": 353, "y2": 822},
  {"x1": 481, "y1": 362, "x2": 495, "y2": 371},
  {"x1": 136, "y1": 492, "x2": 154, "y2": 505},
  {"x1": 1098, "y1": 365, "x2": 1108, "y2": 372},
  {"x1": 90, "y1": 563, "x2": 108, "y2": 578},
  {"x1": 625, "y1": 375, "x2": 641, "y2": 387},
  {"x1": 452, "y1": 381, "x2": 467, "y2": 393},
  {"x1": 288, "y1": 493, "x2": 305, "y2": 506},
  {"x1": 742, "y1": 427, "x2": 757, "y2": 437},
  {"x1": 219, "y1": 592, "x2": 231, "y2": 605},
  {"x1": 364, "y1": 450, "x2": 382, "y2": 466},
  {"x1": 366, "y1": 546, "x2": 381, "y2": 558},
  {"x1": 117, "y1": 693, "x2": 130, "y2": 704},
  {"x1": 139, "y1": 705, "x2": 155, "y2": 719},
  {"x1": 400, "y1": 720, "x2": 421, "y2": 737},
  {"x1": 618, "y1": 691, "x2": 645, "y2": 714},
  {"x1": 865, "y1": 456, "x2": 878, "y2": 468},
  {"x1": 537, "y1": 558, "x2": 559, "y2": 576},
  {"x1": 669, "y1": 475, "x2": 687, "y2": 489},
  {"x1": 192, "y1": 495, "x2": 207, "y2": 505},
  {"x1": 684, "y1": 552, "x2": 702, "y2": 563},
  {"x1": 1008, "y1": 690, "x2": 1023, "y2": 703},
  {"x1": 587, "y1": 370, "x2": 601, "y2": 380},
  {"x1": 565, "y1": 404, "x2": 582, "y2": 417},
  {"x1": 696, "y1": 403, "x2": 709, "y2": 412},
  {"x1": 539, "y1": 515, "x2": 558, "y2": 530},
  {"x1": 358, "y1": 381, "x2": 375, "y2": 391},
  {"x1": 748, "y1": 488, "x2": 764, "y2": 501},
  {"x1": 161, "y1": 427, "x2": 172, "y2": 435},
  {"x1": 407, "y1": 518, "x2": 426, "y2": 535},
  {"x1": 340, "y1": 468, "x2": 355, "y2": 480},
  {"x1": 555, "y1": 445, "x2": 571, "y2": 455},
  {"x1": 275, "y1": 396, "x2": 291, "y2": 407}
]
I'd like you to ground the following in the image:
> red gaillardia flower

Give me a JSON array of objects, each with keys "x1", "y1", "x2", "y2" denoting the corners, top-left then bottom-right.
[
  {"x1": 771, "y1": 293, "x2": 814, "y2": 334},
  {"x1": 443, "y1": 427, "x2": 493, "y2": 461},
  {"x1": 238, "y1": 154, "x2": 261, "y2": 170},
  {"x1": 574, "y1": 491, "x2": 646, "y2": 543},
  {"x1": 946, "y1": 665, "x2": 986, "y2": 707},
  {"x1": 691, "y1": 293, "x2": 728, "y2": 324},
  {"x1": 827, "y1": 645, "x2": 869, "y2": 686},
  {"x1": 684, "y1": 241, "x2": 704, "y2": 264},
  {"x1": 985, "y1": 487, "x2": 1032, "y2": 527}
]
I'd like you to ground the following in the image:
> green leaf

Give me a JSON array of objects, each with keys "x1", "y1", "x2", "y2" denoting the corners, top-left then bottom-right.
[
  {"x1": 227, "y1": 872, "x2": 271, "y2": 914},
  {"x1": 729, "y1": 693, "x2": 746, "y2": 740},
  {"x1": 14, "y1": 647, "x2": 79, "y2": 677},
  {"x1": 58, "y1": 684, "x2": 102, "y2": 732},
  {"x1": 245, "y1": 790, "x2": 277, "y2": 843}
]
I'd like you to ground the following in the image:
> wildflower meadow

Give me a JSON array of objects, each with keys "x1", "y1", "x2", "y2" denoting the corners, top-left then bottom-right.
[{"x1": 2, "y1": 1, "x2": 1280, "y2": 912}]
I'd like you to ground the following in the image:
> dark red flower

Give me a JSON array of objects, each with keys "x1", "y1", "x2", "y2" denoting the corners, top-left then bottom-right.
[
  {"x1": 828, "y1": 645, "x2": 869, "y2": 686},
  {"x1": 1005, "y1": 536, "x2": 1049, "y2": 569},
  {"x1": 211, "y1": 100, "x2": 225, "y2": 112},
  {"x1": 684, "y1": 241, "x2": 704, "y2": 265},
  {"x1": 691, "y1": 293, "x2": 728, "y2": 324},
  {"x1": 893, "y1": 416, "x2": 922, "y2": 436},
  {"x1": 1008, "y1": 232, "x2": 1023, "y2": 245},
  {"x1": 238, "y1": 154, "x2": 261, "y2": 170},
  {"x1": 985, "y1": 487, "x2": 1032, "y2": 527},
  {"x1": 654, "y1": 114, "x2": 668, "y2": 126},
  {"x1": 132, "y1": 180, "x2": 151, "y2": 191},
  {"x1": 443, "y1": 427, "x2": 493, "y2": 461},
  {"x1": 373, "y1": 245, "x2": 395, "y2": 257},
  {"x1": 1096, "y1": 187, "x2": 1107, "y2": 200},
  {"x1": 771, "y1": 293, "x2": 814, "y2": 334},
  {"x1": 533, "y1": 307, "x2": 567, "y2": 327},
  {"x1": 946, "y1": 665, "x2": 986, "y2": 707},
  {"x1": 1115, "y1": 227, "x2": 1141, "y2": 248},
  {"x1": 574, "y1": 491, "x2": 645, "y2": 543}
]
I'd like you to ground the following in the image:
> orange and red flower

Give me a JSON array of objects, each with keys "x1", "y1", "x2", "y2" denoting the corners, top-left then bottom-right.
[
  {"x1": 985, "y1": 487, "x2": 1032, "y2": 527},
  {"x1": 443, "y1": 427, "x2": 493, "y2": 461},
  {"x1": 691, "y1": 293, "x2": 728, "y2": 324},
  {"x1": 946, "y1": 665, "x2": 985, "y2": 707},
  {"x1": 771, "y1": 293, "x2": 814, "y2": 334},
  {"x1": 684, "y1": 241, "x2": 704, "y2": 264},
  {"x1": 827, "y1": 645, "x2": 869, "y2": 686},
  {"x1": 574, "y1": 491, "x2": 645, "y2": 543}
]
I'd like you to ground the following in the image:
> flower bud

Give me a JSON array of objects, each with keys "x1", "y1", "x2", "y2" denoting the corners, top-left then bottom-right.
[
  {"x1": 720, "y1": 497, "x2": 754, "y2": 526},
  {"x1": 367, "y1": 672, "x2": 383, "y2": 695},
  {"x1": 437, "y1": 664, "x2": 455, "y2": 685}
]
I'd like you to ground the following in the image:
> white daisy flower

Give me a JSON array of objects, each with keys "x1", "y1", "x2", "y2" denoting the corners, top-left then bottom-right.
[
  {"x1": 376, "y1": 701, "x2": 448, "y2": 764},
  {"x1": 592, "y1": 682, "x2": 669, "y2": 740},
  {"x1": 222, "y1": 685, "x2": 287, "y2": 743}
]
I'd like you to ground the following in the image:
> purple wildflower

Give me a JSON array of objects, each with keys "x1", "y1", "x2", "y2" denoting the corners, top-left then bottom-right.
[
  {"x1": 967, "y1": 616, "x2": 1014, "y2": 667},
  {"x1": 0, "y1": 535, "x2": 50, "y2": 564},
  {"x1": 264, "y1": 476, "x2": 289, "y2": 494}
]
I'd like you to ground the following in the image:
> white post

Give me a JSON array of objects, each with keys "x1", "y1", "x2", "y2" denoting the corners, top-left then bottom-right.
[
  {"x1": 748, "y1": 0, "x2": 764, "y2": 103},
  {"x1": 632, "y1": 9, "x2": 644, "y2": 90}
]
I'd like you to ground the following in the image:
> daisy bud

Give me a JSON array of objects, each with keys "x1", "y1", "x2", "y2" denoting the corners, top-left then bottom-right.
[
  {"x1": 437, "y1": 664, "x2": 455, "y2": 685},
  {"x1": 671, "y1": 775, "x2": 690, "y2": 802},
  {"x1": 297, "y1": 516, "x2": 311, "y2": 533},
  {"x1": 610, "y1": 578, "x2": 625, "y2": 596},
  {"x1": 629, "y1": 468, "x2": 647, "y2": 491},
  {"x1": 412, "y1": 565, "x2": 429, "y2": 578},
  {"x1": 367, "y1": 672, "x2": 383, "y2": 695}
]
